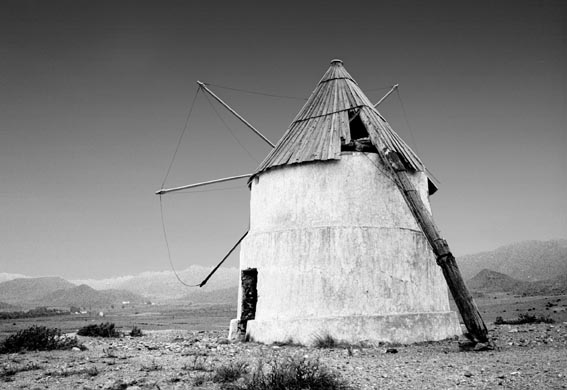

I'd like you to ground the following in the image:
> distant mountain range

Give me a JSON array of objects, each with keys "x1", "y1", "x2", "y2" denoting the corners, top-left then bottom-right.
[
  {"x1": 41, "y1": 284, "x2": 145, "y2": 308},
  {"x1": 466, "y1": 269, "x2": 567, "y2": 296},
  {"x1": 467, "y1": 269, "x2": 528, "y2": 292},
  {"x1": 0, "y1": 273, "x2": 27, "y2": 283},
  {"x1": 457, "y1": 239, "x2": 567, "y2": 281},
  {"x1": 72, "y1": 265, "x2": 239, "y2": 300},
  {"x1": 0, "y1": 267, "x2": 240, "y2": 309},
  {"x1": 0, "y1": 277, "x2": 146, "y2": 309},
  {"x1": 0, "y1": 301, "x2": 20, "y2": 311},
  {"x1": 0, "y1": 277, "x2": 75, "y2": 303}
]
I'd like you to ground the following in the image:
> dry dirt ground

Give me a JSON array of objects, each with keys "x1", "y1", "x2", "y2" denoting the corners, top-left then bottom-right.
[{"x1": 1, "y1": 323, "x2": 566, "y2": 390}]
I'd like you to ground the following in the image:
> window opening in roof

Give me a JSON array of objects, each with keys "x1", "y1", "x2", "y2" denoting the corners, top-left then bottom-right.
[
  {"x1": 348, "y1": 109, "x2": 369, "y2": 140},
  {"x1": 341, "y1": 109, "x2": 377, "y2": 153}
]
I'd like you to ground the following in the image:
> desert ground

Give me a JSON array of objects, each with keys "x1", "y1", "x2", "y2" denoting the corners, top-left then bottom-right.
[{"x1": 1, "y1": 295, "x2": 566, "y2": 389}]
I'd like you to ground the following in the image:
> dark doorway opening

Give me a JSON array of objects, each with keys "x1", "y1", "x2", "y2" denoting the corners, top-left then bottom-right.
[{"x1": 237, "y1": 268, "x2": 258, "y2": 337}]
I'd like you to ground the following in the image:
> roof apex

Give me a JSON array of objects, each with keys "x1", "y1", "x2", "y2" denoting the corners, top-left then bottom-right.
[{"x1": 319, "y1": 59, "x2": 356, "y2": 84}]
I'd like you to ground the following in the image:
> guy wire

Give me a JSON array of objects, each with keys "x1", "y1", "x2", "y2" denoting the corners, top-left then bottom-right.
[
  {"x1": 159, "y1": 195, "x2": 199, "y2": 287},
  {"x1": 161, "y1": 87, "x2": 201, "y2": 189},
  {"x1": 202, "y1": 92, "x2": 259, "y2": 164}
]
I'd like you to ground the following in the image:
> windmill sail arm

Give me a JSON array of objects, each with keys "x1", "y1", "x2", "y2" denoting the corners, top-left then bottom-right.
[
  {"x1": 156, "y1": 173, "x2": 252, "y2": 195},
  {"x1": 348, "y1": 84, "x2": 399, "y2": 125},
  {"x1": 374, "y1": 84, "x2": 399, "y2": 108},
  {"x1": 197, "y1": 81, "x2": 275, "y2": 148},
  {"x1": 198, "y1": 230, "x2": 249, "y2": 288}
]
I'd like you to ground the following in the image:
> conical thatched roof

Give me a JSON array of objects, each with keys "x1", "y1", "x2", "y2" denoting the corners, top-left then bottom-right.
[{"x1": 253, "y1": 60, "x2": 436, "y2": 192}]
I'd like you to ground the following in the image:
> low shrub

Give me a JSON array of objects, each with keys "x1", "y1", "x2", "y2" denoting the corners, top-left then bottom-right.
[
  {"x1": 183, "y1": 355, "x2": 212, "y2": 372},
  {"x1": 212, "y1": 361, "x2": 248, "y2": 383},
  {"x1": 219, "y1": 356, "x2": 350, "y2": 390},
  {"x1": 312, "y1": 334, "x2": 353, "y2": 349},
  {"x1": 495, "y1": 314, "x2": 555, "y2": 325},
  {"x1": 0, "y1": 325, "x2": 80, "y2": 354},
  {"x1": 129, "y1": 326, "x2": 143, "y2": 337},
  {"x1": 313, "y1": 334, "x2": 339, "y2": 348},
  {"x1": 77, "y1": 322, "x2": 120, "y2": 338}
]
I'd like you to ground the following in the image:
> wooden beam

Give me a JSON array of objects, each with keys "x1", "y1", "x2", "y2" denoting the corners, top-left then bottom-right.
[
  {"x1": 349, "y1": 84, "x2": 399, "y2": 124},
  {"x1": 197, "y1": 230, "x2": 249, "y2": 288},
  {"x1": 384, "y1": 150, "x2": 488, "y2": 343},
  {"x1": 156, "y1": 173, "x2": 252, "y2": 195},
  {"x1": 360, "y1": 109, "x2": 489, "y2": 343},
  {"x1": 197, "y1": 81, "x2": 276, "y2": 148},
  {"x1": 374, "y1": 84, "x2": 399, "y2": 108},
  {"x1": 387, "y1": 148, "x2": 488, "y2": 343}
]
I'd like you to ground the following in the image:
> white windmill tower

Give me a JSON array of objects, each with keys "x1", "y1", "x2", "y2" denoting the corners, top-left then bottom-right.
[{"x1": 157, "y1": 60, "x2": 489, "y2": 346}]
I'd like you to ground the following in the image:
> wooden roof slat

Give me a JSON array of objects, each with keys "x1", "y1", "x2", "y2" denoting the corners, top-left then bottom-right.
[
  {"x1": 297, "y1": 82, "x2": 326, "y2": 121},
  {"x1": 337, "y1": 82, "x2": 351, "y2": 143},
  {"x1": 290, "y1": 119, "x2": 319, "y2": 163},
  {"x1": 328, "y1": 112, "x2": 340, "y2": 159}
]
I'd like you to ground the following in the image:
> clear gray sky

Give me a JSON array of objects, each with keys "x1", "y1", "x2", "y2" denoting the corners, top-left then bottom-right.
[{"x1": 1, "y1": 0, "x2": 565, "y2": 279}]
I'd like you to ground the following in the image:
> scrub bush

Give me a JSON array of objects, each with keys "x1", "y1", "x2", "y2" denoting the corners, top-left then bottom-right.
[
  {"x1": 77, "y1": 322, "x2": 120, "y2": 338},
  {"x1": 0, "y1": 325, "x2": 80, "y2": 354}
]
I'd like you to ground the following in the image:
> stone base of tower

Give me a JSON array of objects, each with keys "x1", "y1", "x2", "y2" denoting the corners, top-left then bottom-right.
[{"x1": 230, "y1": 312, "x2": 461, "y2": 346}]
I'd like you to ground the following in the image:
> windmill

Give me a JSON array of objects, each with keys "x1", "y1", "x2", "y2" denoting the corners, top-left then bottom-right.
[{"x1": 157, "y1": 60, "x2": 489, "y2": 346}]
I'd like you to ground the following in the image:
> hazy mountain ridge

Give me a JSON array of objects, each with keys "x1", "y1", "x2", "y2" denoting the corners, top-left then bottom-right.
[
  {"x1": 0, "y1": 277, "x2": 75, "y2": 304},
  {"x1": 73, "y1": 266, "x2": 239, "y2": 300},
  {"x1": 36, "y1": 284, "x2": 146, "y2": 308},
  {"x1": 0, "y1": 273, "x2": 28, "y2": 283},
  {"x1": 0, "y1": 278, "x2": 147, "y2": 309},
  {"x1": 458, "y1": 239, "x2": 567, "y2": 281},
  {"x1": 0, "y1": 301, "x2": 20, "y2": 311},
  {"x1": 467, "y1": 269, "x2": 567, "y2": 296},
  {"x1": 467, "y1": 269, "x2": 528, "y2": 292},
  {"x1": 0, "y1": 267, "x2": 239, "y2": 306}
]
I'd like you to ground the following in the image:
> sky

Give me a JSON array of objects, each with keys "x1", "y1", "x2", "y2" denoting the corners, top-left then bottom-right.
[{"x1": 1, "y1": 0, "x2": 565, "y2": 279}]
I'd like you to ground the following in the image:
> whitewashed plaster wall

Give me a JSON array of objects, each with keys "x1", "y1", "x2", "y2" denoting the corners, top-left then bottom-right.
[{"x1": 231, "y1": 152, "x2": 461, "y2": 344}]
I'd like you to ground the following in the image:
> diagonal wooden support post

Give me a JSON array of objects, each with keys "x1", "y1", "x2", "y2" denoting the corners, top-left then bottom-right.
[
  {"x1": 382, "y1": 148, "x2": 489, "y2": 343},
  {"x1": 360, "y1": 107, "x2": 489, "y2": 343}
]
